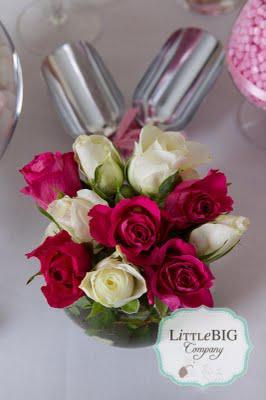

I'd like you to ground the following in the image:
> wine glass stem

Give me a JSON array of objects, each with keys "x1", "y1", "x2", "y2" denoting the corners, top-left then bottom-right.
[{"x1": 50, "y1": 0, "x2": 68, "y2": 25}]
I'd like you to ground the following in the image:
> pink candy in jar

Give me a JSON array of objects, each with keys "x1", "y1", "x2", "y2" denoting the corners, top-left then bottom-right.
[{"x1": 227, "y1": 0, "x2": 266, "y2": 110}]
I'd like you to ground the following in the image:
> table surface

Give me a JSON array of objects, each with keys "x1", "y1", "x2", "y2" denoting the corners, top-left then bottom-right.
[{"x1": 0, "y1": 0, "x2": 265, "y2": 399}]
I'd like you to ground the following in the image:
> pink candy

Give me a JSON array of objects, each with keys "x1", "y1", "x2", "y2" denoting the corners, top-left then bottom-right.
[{"x1": 227, "y1": 0, "x2": 266, "y2": 110}]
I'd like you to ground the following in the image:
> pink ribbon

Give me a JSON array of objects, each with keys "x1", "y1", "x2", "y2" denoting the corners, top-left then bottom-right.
[{"x1": 112, "y1": 107, "x2": 141, "y2": 158}]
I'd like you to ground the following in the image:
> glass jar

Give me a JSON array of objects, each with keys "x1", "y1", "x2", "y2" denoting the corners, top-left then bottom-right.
[{"x1": 183, "y1": 0, "x2": 243, "y2": 15}]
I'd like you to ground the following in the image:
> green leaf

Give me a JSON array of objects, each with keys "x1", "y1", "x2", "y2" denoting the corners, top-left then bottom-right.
[
  {"x1": 88, "y1": 302, "x2": 106, "y2": 318},
  {"x1": 119, "y1": 318, "x2": 146, "y2": 328},
  {"x1": 120, "y1": 184, "x2": 136, "y2": 198},
  {"x1": 199, "y1": 239, "x2": 240, "y2": 263},
  {"x1": 99, "y1": 309, "x2": 116, "y2": 329},
  {"x1": 126, "y1": 322, "x2": 141, "y2": 330},
  {"x1": 159, "y1": 172, "x2": 181, "y2": 197},
  {"x1": 115, "y1": 189, "x2": 125, "y2": 203},
  {"x1": 131, "y1": 310, "x2": 150, "y2": 321},
  {"x1": 206, "y1": 240, "x2": 240, "y2": 263},
  {"x1": 26, "y1": 271, "x2": 42, "y2": 285},
  {"x1": 124, "y1": 158, "x2": 131, "y2": 180},
  {"x1": 115, "y1": 185, "x2": 136, "y2": 203},
  {"x1": 151, "y1": 172, "x2": 182, "y2": 207},
  {"x1": 67, "y1": 305, "x2": 80, "y2": 317},
  {"x1": 86, "y1": 303, "x2": 116, "y2": 330},
  {"x1": 90, "y1": 165, "x2": 110, "y2": 201},
  {"x1": 94, "y1": 163, "x2": 103, "y2": 183},
  {"x1": 199, "y1": 242, "x2": 228, "y2": 262},
  {"x1": 91, "y1": 183, "x2": 110, "y2": 202},
  {"x1": 154, "y1": 297, "x2": 168, "y2": 318},
  {"x1": 121, "y1": 299, "x2": 140, "y2": 314},
  {"x1": 74, "y1": 296, "x2": 91, "y2": 309},
  {"x1": 37, "y1": 206, "x2": 61, "y2": 230},
  {"x1": 56, "y1": 191, "x2": 65, "y2": 199},
  {"x1": 85, "y1": 327, "x2": 101, "y2": 336},
  {"x1": 133, "y1": 325, "x2": 153, "y2": 341}
]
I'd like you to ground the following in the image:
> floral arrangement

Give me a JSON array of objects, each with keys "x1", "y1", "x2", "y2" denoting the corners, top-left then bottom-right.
[{"x1": 20, "y1": 125, "x2": 249, "y2": 346}]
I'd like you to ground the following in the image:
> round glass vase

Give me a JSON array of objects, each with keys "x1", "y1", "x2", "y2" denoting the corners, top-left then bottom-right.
[
  {"x1": 182, "y1": 0, "x2": 243, "y2": 15},
  {"x1": 65, "y1": 297, "x2": 165, "y2": 348}
]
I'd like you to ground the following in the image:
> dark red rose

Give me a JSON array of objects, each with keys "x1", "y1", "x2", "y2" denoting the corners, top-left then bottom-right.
[
  {"x1": 89, "y1": 196, "x2": 161, "y2": 266},
  {"x1": 20, "y1": 152, "x2": 81, "y2": 210},
  {"x1": 27, "y1": 231, "x2": 92, "y2": 308},
  {"x1": 163, "y1": 169, "x2": 233, "y2": 230},
  {"x1": 147, "y1": 239, "x2": 214, "y2": 311}
]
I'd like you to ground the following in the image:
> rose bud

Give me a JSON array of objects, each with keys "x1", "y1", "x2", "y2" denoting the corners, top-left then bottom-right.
[
  {"x1": 127, "y1": 125, "x2": 211, "y2": 195},
  {"x1": 79, "y1": 254, "x2": 147, "y2": 308},
  {"x1": 189, "y1": 215, "x2": 250, "y2": 262},
  {"x1": 73, "y1": 135, "x2": 124, "y2": 196}
]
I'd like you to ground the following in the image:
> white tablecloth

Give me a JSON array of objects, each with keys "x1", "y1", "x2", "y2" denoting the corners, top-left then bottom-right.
[{"x1": 0, "y1": 0, "x2": 265, "y2": 399}]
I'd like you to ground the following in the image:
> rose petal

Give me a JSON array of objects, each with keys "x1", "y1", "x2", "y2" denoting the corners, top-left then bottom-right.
[{"x1": 89, "y1": 204, "x2": 115, "y2": 247}]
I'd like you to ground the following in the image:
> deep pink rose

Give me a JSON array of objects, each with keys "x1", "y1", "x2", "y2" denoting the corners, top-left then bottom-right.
[
  {"x1": 147, "y1": 239, "x2": 214, "y2": 311},
  {"x1": 20, "y1": 152, "x2": 81, "y2": 209},
  {"x1": 27, "y1": 231, "x2": 92, "y2": 308},
  {"x1": 89, "y1": 196, "x2": 161, "y2": 265},
  {"x1": 163, "y1": 169, "x2": 233, "y2": 230}
]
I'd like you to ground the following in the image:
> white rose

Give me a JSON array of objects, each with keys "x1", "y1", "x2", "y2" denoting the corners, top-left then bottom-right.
[
  {"x1": 189, "y1": 215, "x2": 249, "y2": 262},
  {"x1": 215, "y1": 215, "x2": 249, "y2": 232},
  {"x1": 47, "y1": 189, "x2": 107, "y2": 244},
  {"x1": 44, "y1": 222, "x2": 60, "y2": 238},
  {"x1": 79, "y1": 254, "x2": 147, "y2": 308},
  {"x1": 73, "y1": 135, "x2": 124, "y2": 195},
  {"x1": 127, "y1": 125, "x2": 211, "y2": 194}
]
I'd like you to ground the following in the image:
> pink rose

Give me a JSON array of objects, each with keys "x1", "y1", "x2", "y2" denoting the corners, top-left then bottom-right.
[
  {"x1": 27, "y1": 231, "x2": 92, "y2": 308},
  {"x1": 89, "y1": 196, "x2": 161, "y2": 265},
  {"x1": 147, "y1": 239, "x2": 214, "y2": 311},
  {"x1": 20, "y1": 152, "x2": 81, "y2": 209},
  {"x1": 163, "y1": 169, "x2": 233, "y2": 231}
]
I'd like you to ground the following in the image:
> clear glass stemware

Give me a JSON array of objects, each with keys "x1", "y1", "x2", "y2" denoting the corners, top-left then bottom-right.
[
  {"x1": 0, "y1": 20, "x2": 23, "y2": 160},
  {"x1": 17, "y1": 0, "x2": 102, "y2": 55}
]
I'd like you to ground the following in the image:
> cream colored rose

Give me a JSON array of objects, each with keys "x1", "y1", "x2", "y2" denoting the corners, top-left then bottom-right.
[
  {"x1": 79, "y1": 255, "x2": 147, "y2": 308},
  {"x1": 47, "y1": 189, "x2": 107, "y2": 244},
  {"x1": 127, "y1": 125, "x2": 211, "y2": 194},
  {"x1": 44, "y1": 222, "x2": 60, "y2": 238},
  {"x1": 73, "y1": 135, "x2": 124, "y2": 195},
  {"x1": 189, "y1": 215, "x2": 249, "y2": 262}
]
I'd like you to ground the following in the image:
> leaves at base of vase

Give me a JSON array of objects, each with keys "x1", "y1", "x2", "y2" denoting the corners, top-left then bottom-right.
[
  {"x1": 154, "y1": 297, "x2": 168, "y2": 318},
  {"x1": 67, "y1": 305, "x2": 80, "y2": 317},
  {"x1": 66, "y1": 298, "x2": 162, "y2": 346},
  {"x1": 86, "y1": 302, "x2": 116, "y2": 330},
  {"x1": 121, "y1": 299, "x2": 140, "y2": 314}
]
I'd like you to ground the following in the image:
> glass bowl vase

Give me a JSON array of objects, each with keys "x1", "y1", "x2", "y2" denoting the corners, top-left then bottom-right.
[{"x1": 65, "y1": 296, "x2": 166, "y2": 348}]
